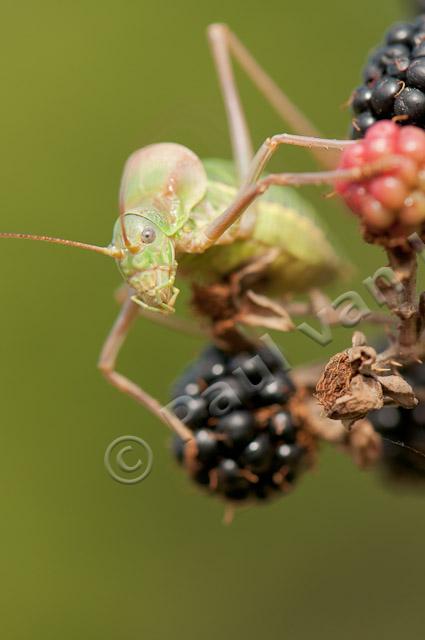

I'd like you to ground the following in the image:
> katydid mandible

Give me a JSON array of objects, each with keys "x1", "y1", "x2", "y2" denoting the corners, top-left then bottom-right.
[{"x1": 0, "y1": 24, "x2": 362, "y2": 441}]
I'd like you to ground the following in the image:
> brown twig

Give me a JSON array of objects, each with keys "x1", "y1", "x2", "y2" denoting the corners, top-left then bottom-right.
[
  {"x1": 284, "y1": 299, "x2": 394, "y2": 327},
  {"x1": 377, "y1": 247, "x2": 422, "y2": 364}
]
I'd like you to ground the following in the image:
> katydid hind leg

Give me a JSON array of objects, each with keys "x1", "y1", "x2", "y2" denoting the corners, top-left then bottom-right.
[
  {"x1": 209, "y1": 24, "x2": 339, "y2": 170},
  {"x1": 207, "y1": 23, "x2": 254, "y2": 181},
  {"x1": 98, "y1": 297, "x2": 194, "y2": 441}
]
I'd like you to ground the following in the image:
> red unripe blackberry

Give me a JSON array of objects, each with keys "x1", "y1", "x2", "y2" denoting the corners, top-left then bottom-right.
[
  {"x1": 351, "y1": 15, "x2": 425, "y2": 137},
  {"x1": 337, "y1": 120, "x2": 425, "y2": 241},
  {"x1": 361, "y1": 197, "x2": 395, "y2": 230},
  {"x1": 170, "y1": 344, "x2": 315, "y2": 504},
  {"x1": 367, "y1": 119, "x2": 400, "y2": 140},
  {"x1": 364, "y1": 131, "x2": 396, "y2": 160},
  {"x1": 339, "y1": 140, "x2": 367, "y2": 168},
  {"x1": 398, "y1": 124, "x2": 425, "y2": 159},
  {"x1": 368, "y1": 175, "x2": 408, "y2": 209},
  {"x1": 400, "y1": 190, "x2": 425, "y2": 223}
]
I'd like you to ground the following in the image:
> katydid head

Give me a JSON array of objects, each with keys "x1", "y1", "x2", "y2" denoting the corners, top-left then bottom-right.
[{"x1": 111, "y1": 211, "x2": 178, "y2": 313}]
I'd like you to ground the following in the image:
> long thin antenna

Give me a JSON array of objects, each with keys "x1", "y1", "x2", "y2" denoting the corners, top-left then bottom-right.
[
  {"x1": 119, "y1": 210, "x2": 131, "y2": 248},
  {"x1": 119, "y1": 212, "x2": 139, "y2": 254},
  {"x1": 0, "y1": 232, "x2": 122, "y2": 258}
]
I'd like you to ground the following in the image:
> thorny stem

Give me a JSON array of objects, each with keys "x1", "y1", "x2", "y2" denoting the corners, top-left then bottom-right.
[
  {"x1": 390, "y1": 249, "x2": 418, "y2": 352},
  {"x1": 190, "y1": 251, "x2": 424, "y2": 465},
  {"x1": 377, "y1": 247, "x2": 422, "y2": 364}
]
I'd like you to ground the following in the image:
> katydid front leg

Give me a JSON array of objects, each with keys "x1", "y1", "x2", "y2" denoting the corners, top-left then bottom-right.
[
  {"x1": 199, "y1": 158, "x2": 401, "y2": 247},
  {"x1": 242, "y1": 133, "x2": 355, "y2": 187},
  {"x1": 98, "y1": 297, "x2": 194, "y2": 441}
]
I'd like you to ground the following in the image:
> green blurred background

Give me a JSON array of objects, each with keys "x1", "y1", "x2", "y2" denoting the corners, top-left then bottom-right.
[{"x1": 0, "y1": 0, "x2": 424, "y2": 638}]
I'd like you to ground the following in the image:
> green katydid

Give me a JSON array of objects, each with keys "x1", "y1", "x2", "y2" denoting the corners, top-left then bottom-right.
[{"x1": 0, "y1": 24, "x2": 369, "y2": 441}]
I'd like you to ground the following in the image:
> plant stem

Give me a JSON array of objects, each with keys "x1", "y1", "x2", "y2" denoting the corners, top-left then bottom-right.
[{"x1": 378, "y1": 247, "x2": 420, "y2": 363}]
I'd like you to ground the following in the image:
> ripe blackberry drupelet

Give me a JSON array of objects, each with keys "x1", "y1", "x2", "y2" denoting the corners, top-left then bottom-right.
[
  {"x1": 350, "y1": 15, "x2": 425, "y2": 138},
  {"x1": 370, "y1": 361, "x2": 425, "y2": 482},
  {"x1": 170, "y1": 344, "x2": 315, "y2": 503}
]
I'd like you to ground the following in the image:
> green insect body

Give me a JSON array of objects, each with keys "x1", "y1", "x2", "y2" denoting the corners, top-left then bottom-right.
[
  {"x1": 0, "y1": 23, "x2": 355, "y2": 444},
  {"x1": 112, "y1": 143, "x2": 343, "y2": 312}
]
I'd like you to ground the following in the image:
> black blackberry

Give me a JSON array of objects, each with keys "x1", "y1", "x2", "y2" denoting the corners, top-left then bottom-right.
[
  {"x1": 370, "y1": 77, "x2": 403, "y2": 116},
  {"x1": 369, "y1": 361, "x2": 425, "y2": 483},
  {"x1": 216, "y1": 411, "x2": 256, "y2": 449},
  {"x1": 351, "y1": 111, "x2": 377, "y2": 138},
  {"x1": 350, "y1": 15, "x2": 425, "y2": 137},
  {"x1": 411, "y1": 2, "x2": 425, "y2": 17},
  {"x1": 170, "y1": 344, "x2": 316, "y2": 504}
]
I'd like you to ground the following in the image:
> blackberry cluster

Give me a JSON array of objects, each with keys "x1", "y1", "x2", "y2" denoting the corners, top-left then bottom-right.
[
  {"x1": 351, "y1": 15, "x2": 425, "y2": 138},
  {"x1": 370, "y1": 362, "x2": 425, "y2": 482},
  {"x1": 170, "y1": 344, "x2": 315, "y2": 503},
  {"x1": 412, "y1": 1, "x2": 425, "y2": 15}
]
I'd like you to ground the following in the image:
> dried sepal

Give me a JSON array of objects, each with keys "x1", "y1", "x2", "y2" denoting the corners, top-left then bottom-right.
[
  {"x1": 333, "y1": 374, "x2": 384, "y2": 423},
  {"x1": 315, "y1": 343, "x2": 384, "y2": 422},
  {"x1": 236, "y1": 289, "x2": 294, "y2": 332},
  {"x1": 314, "y1": 351, "x2": 353, "y2": 414},
  {"x1": 315, "y1": 338, "x2": 417, "y2": 424},
  {"x1": 377, "y1": 374, "x2": 418, "y2": 408},
  {"x1": 349, "y1": 345, "x2": 378, "y2": 375}
]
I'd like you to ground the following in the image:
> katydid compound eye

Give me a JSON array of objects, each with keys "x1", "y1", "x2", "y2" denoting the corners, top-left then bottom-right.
[{"x1": 141, "y1": 226, "x2": 156, "y2": 244}]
